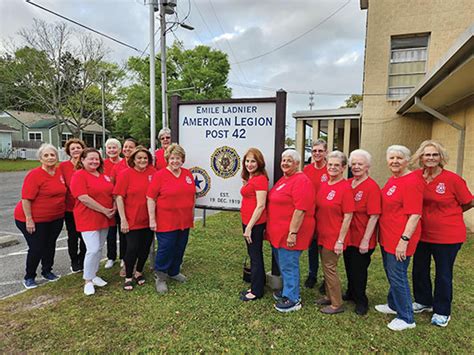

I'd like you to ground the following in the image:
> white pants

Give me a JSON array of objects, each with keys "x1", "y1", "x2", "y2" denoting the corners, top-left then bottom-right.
[{"x1": 82, "y1": 228, "x2": 108, "y2": 281}]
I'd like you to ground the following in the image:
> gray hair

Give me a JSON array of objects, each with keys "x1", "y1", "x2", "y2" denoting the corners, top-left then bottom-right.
[
  {"x1": 327, "y1": 150, "x2": 347, "y2": 166},
  {"x1": 158, "y1": 127, "x2": 171, "y2": 139},
  {"x1": 349, "y1": 149, "x2": 372, "y2": 167},
  {"x1": 313, "y1": 139, "x2": 328, "y2": 150},
  {"x1": 36, "y1": 143, "x2": 58, "y2": 160},
  {"x1": 105, "y1": 138, "x2": 122, "y2": 150},
  {"x1": 386, "y1": 145, "x2": 411, "y2": 161},
  {"x1": 282, "y1": 149, "x2": 301, "y2": 163}
]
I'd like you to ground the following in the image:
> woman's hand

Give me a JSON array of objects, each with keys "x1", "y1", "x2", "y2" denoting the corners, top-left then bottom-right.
[
  {"x1": 287, "y1": 232, "x2": 296, "y2": 248},
  {"x1": 26, "y1": 217, "x2": 35, "y2": 234},
  {"x1": 359, "y1": 239, "x2": 369, "y2": 254},
  {"x1": 243, "y1": 227, "x2": 252, "y2": 244},
  {"x1": 334, "y1": 240, "x2": 343, "y2": 255},
  {"x1": 102, "y1": 207, "x2": 116, "y2": 219},
  {"x1": 120, "y1": 219, "x2": 130, "y2": 234},
  {"x1": 395, "y1": 240, "x2": 409, "y2": 261},
  {"x1": 149, "y1": 220, "x2": 157, "y2": 232}
]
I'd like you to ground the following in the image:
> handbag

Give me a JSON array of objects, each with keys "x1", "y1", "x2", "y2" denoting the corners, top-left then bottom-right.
[{"x1": 242, "y1": 256, "x2": 251, "y2": 283}]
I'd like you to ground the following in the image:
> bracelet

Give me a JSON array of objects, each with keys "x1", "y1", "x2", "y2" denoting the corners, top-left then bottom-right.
[{"x1": 400, "y1": 235, "x2": 410, "y2": 242}]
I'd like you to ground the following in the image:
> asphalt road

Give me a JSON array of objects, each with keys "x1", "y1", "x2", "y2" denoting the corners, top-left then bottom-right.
[{"x1": 0, "y1": 170, "x2": 215, "y2": 300}]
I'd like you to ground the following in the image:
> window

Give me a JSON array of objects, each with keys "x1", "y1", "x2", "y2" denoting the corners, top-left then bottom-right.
[
  {"x1": 28, "y1": 132, "x2": 43, "y2": 142},
  {"x1": 388, "y1": 33, "x2": 429, "y2": 100},
  {"x1": 61, "y1": 133, "x2": 73, "y2": 147},
  {"x1": 82, "y1": 133, "x2": 94, "y2": 148}
]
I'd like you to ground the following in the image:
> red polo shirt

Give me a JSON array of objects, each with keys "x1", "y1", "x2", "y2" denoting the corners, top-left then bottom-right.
[
  {"x1": 146, "y1": 168, "x2": 196, "y2": 232},
  {"x1": 59, "y1": 160, "x2": 77, "y2": 212},
  {"x1": 240, "y1": 174, "x2": 268, "y2": 225},
  {"x1": 266, "y1": 173, "x2": 315, "y2": 250},
  {"x1": 113, "y1": 166, "x2": 156, "y2": 230},
  {"x1": 154, "y1": 148, "x2": 167, "y2": 170}
]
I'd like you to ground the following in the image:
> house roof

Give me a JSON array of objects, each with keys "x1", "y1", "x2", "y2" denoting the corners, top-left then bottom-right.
[
  {"x1": 0, "y1": 123, "x2": 18, "y2": 133},
  {"x1": 29, "y1": 119, "x2": 57, "y2": 129}
]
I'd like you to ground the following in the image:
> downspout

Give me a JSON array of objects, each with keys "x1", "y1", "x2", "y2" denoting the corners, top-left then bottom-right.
[{"x1": 414, "y1": 97, "x2": 465, "y2": 175}]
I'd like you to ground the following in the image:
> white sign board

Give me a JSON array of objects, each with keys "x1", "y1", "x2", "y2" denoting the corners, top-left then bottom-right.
[{"x1": 178, "y1": 101, "x2": 277, "y2": 210}]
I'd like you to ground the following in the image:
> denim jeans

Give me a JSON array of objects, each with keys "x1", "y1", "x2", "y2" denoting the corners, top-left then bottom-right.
[
  {"x1": 154, "y1": 229, "x2": 190, "y2": 277},
  {"x1": 381, "y1": 247, "x2": 414, "y2": 324},
  {"x1": 273, "y1": 247, "x2": 303, "y2": 303},
  {"x1": 307, "y1": 239, "x2": 319, "y2": 279}
]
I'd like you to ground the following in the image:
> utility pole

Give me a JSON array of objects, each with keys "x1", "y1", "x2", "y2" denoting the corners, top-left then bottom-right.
[
  {"x1": 160, "y1": 0, "x2": 168, "y2": 129},
  {"x1": 101, "y1": 72, "x2": 106, "y2": 156},
  {"x1": 149, "y1": 0, "x2": 158, "y2": 156}
]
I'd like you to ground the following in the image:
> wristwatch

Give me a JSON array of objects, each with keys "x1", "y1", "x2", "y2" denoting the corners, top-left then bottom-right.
[{"x1": 400, "y1": 235, "x2": 410, "y2": 242}]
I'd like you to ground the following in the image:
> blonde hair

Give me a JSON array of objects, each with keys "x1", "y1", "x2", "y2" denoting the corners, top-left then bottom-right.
[
  {"x1": 165, "y1": 143, "x2": 186, "y2": 163},
  {"x1": 411, "y1": 140, "x2": 448, "y2": 168}
]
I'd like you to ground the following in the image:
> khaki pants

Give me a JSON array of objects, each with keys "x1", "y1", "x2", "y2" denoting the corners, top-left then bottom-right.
[{"x1": 321, "y1": 247, "x2": 343, "y2": 308}]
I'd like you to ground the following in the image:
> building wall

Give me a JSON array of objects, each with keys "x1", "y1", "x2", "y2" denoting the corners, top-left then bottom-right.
[
  {"x1": 360, "y1": 0, "x2": 473, "y2": 184},
  {"x1": 0, "y1": 113, "x2": 26, "y2": 141},
  {"x1": 0, "y1": 132, "x2": 13, "y2": 152}
]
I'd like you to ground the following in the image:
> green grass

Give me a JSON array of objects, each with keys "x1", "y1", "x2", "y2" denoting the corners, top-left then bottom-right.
[
  {"x1": 0, "y1": 159, "x2": 40, "y2": 172},
  {"x1": 1, "y1": 212, "x2": 473, "y2": 352}
]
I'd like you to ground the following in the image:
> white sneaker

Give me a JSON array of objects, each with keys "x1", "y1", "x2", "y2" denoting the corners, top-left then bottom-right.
[
  {"x1": 413, "y1": 302, "x2": 433, "y2": 313},
  {"x1": 84, "y1": 282, "x2": 95, "y2": 296},
  {"x1": 120, "y1": 259, "x2": 125, "y2": 268},
  {"x1": 92, "y1": 277, "x2": 107, "y2": 287},
  {"x1": 104, "y1": 259, "x2": 114, "y2": 269},
  {"x1": 431, "y1": 313, "x2": 451, "y2": 327},
  {"x1": 387, "y1": 318, "x2": 416, "y2": 331},
  {"x1": 375, "y1": 304, "x2": 397, "y2": 314},
  {"x1": 169, "y1": 273, "x2": 187, "y2": 283}
]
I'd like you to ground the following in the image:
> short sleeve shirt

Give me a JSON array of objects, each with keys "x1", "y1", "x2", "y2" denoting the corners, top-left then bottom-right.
[
  {"x1": 104, "y1": 158, "x2": 122, "y2": 178},
  {"x1": 240, "y1": 174, "x2": 269, "y2": 226},
  {"x1": 154, "y1": 148, "x2": 167, "y2": 170},
  {"x1": 303, "y1": 163, "x2": 329, "y2": 197},
  {"x1": 59, "y1": 160, "x2": 76, "y2": 212},
  {"x1": 110, "y1": 159, "x2": 128, "y2": 184}
]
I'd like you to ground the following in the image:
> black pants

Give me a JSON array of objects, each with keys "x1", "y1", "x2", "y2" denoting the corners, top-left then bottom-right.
[
  {"x1": 307, "y1": 238, "x2": 320, "y2": 279},
  {"x1": 16, "y1": 218, "x2": 63, "y2": 280},
  {"x1": 107, "y1": 213, "x2": 127, "y2": 260},
  {"x1": 124, "y1": 228, "x2": 154, "y2": 278},
  {"x1": 64, "y1": 211, "x2": 86, "y2": 268},
  {"x1": 343, "y1": 246, "x2": 375, "y2": 308},
  {"x1": 412, "y1": 241, "x2": 462, "y2": 316},
  {"x1": 243, "y1": 223, "x2": 266, "y2": 298}
]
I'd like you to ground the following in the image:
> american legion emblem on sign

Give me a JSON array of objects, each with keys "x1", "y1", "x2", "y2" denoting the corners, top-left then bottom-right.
[
  {"x1": 190, "y1": 166, "x2": 211, "y2": 198},
  {"x1": 210, "y1": 146, "x2": 240, "y2": 179}
]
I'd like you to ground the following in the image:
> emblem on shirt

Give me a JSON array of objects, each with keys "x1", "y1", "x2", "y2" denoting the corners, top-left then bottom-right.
[
  {"x1": 354, "y1": 190, "x2": 363, "y2": 202},
  {"x1": 276, "y1": 183, "x2": 286, "y2": 191},
  {"x1": 190, "y1": 166, "x2": 211, "y2": 198},
  {"x1": 435, "y1": 182, "x2": 446, "y2": 194},
  {"x1": 185, "y1": 176, "x2": 193, "y2": 185},
  {"x1": 148, "y1": 175, "x2": 153, "y2": 182},
  {"x1": 210, "y1": 146, "x2": 240, "y2": 179},
  {"x1": 326, "y1": 190, "x2": 336, "y2": 200},
  {"x1": 386, "y1": 185, "x2": 397, "y2": 196},
  {"x1": 321, "y1": 174, "x2": 328, "y2": 182},
  {"x1": 104, "y1": 175, "x2": 111, "y2": 182}
]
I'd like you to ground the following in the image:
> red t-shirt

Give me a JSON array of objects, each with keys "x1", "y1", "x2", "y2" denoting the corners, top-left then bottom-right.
[
  {"x1": 14, "y1": 167, "x2": 66, "y2": 223},
  {"x1": 266, "y1": 173, "x2": 315, "y2": 250},
  {"x1": 303, "y1": 163, "x2": 329, "y2": 196},
  {"x1": 414, "y1": 169, "x2": 472, "y2": 244},
  {"x1": 59, "y1": 160, "x2": 77, "y2": 212},
  {"x1": 146, "y1": 168, "x2": 196, "y2": 232},
  {"x1": 154, "y1": 148, "x2": 167, "y2": 170},
  {"x1": 104, "y1": 158, "x2": 122, "y2": 178},
  {"x1": 113, "y1": 166, "x2": 156, "y2": 230},
  {"x1": 70, "y1": 169, "x2": 115, "y2": 232},
  {"x1": 240, "y1": 174, "x2": 269, "y2": 226},
  {"x1": 110, "y1": 159, "x2": 128, "y2": 184},
  {"x1": 316, "y1": 179, "x2": 355, "y2": 251},
  {"x1": 348, "y1": 177, "x2": 381, "y2": 249},
  {"x1": 379, "y1": 172, "x2": 423, "y2": 256}
]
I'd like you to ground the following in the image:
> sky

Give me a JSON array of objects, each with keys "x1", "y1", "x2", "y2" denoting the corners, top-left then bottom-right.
[{"x1": 0, "y1": 0, "x2": 367, "y2": 138}]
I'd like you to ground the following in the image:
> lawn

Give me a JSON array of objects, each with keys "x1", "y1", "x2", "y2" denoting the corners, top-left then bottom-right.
[
  {"x1": 0, "y1": 159, "x2": 40, "y2": 172},
  {"x1": 1, "y1": 212, "x2": 473, "y2": 352}
]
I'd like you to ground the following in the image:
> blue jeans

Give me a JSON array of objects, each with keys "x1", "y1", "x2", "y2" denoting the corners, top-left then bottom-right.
[
  {"x1": 307, "y1": 239, "x2": 319, "y2": 279},
  {"x1": 273, "y1": 247, "x2": 303, "y2": 303},
  {"x1": 154, "y1": 229, "x2": 189, "y2": 277},
  {"x1": 381, "y1": 247, "x2": 414, "y2": 324}
]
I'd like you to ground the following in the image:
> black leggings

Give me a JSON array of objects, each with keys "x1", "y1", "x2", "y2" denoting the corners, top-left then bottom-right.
[
  {"x1": 124, "y1": 228, "x2": 154, "y2": 278},
  {"x1": 243, "y1": 223, "x2": 266, "y2": 298},
  {"x1": 64, "y1": 211, "x2": 86, "y2": 267}
]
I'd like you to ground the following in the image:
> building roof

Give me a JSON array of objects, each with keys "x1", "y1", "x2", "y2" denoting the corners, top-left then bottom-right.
[
  {"x1": 293, "y1": 103, "x2": 362, "y2": 121},
  {"x1": 0, "y1": 123, "x2": 18, "y2": 133},
  {"x1": 29, "y1": 119, "x2": 57, "y2": 129}
]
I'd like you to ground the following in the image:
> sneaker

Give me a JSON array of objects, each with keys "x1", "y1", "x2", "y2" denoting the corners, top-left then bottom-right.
[
  {"x1": 387, "y1": 318, "x2": 416, "y2": 331},
  {"x1": 274, "y1": 298, "x2": 302, "y2": 313},
  {"x1": 84, "y1": 282, "x2": 95, "y2": 296},
  {"x1": 104, "y1": 259, "x2": 114, "y2": 269},
  {"x1": 355, "y1": 304, "x2": 369, "y2": 316},
  {"x1": 92, "y1": 277, "x2": 107, "y2": 287},
  {"x1": 169, "y1": 273, "x2": 187, "y2": 283},
  {"x1": 315, "y1": 297, "x2": 331, "y2": 306},
  {"x1": 120, "y1": 259, "x2": 125, "y2": 268},
  {"x1": 70, "y1": 263, "x2": 82, "y2": 273},
  {"x1": 23, "y1": 278, "x2": 38, "y2": 289},
  {"x1": 431, "y1": 313, "x2": 451, "y2": 327},
  {"x1": 375, "y1": 304, "x2": 397, "y2": 314},
  {"x1": 42, "y1": 272, "x2": 60, "y2": 282},
  {"x1": 304, "y1": 276, "x2": 317, "y2": 288},
  {"x1": 155, "y1": 272, "x2": 168, "y2": 293},
  {"x1": 273, "y1": 290, "x2": 284, "y2": 302},
  {"x1": 320, "y1": 305, "x2": 345, "y2": 314},
  {"x1": 412, "y1": 302, "x2": 433, "y2": 313}
]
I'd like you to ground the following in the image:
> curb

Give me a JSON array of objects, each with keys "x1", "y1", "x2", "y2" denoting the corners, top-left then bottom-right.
[{"x1": 0, "y1": 235, "x2": 20, "y2": 248}]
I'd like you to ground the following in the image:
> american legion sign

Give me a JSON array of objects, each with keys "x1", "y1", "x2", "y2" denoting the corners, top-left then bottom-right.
[{"x1": 171, "y1": 90, "x2": 287, "y2": 211}]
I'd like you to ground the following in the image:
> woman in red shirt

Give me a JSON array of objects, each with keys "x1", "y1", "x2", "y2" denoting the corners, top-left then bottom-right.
[
  {"x1": 266, "y1": 150, "x2": 315, "y2": 312},
  {"x1": 411, "y1": 140, "x2": 473, "y2": 327},
  {"x1": 59, "y1": 138, "x2": 86, "y2": 273},
  {"x1": 376, "y1": 145, "x2": 423, "y2": 331},
  {"x1": 344, "y1": 149, "x2": 381, "y2": 316},
  {"x1": 315, "y1": 151, "x2": 354, "y2": 315},
  {"x1": 71, "y1": 148, "x2": 116, "y2": 296},
  {"x1": 154, "y1": 127, "x2": 171, "y2": 170},
  {"x1": 114, "y1": 146, "x2": 156, "y2": 290},
  {"x1": 147, "y1": 144, "x2": 196, "y2": 294},
  {"x1": 15, "y1": 144, "x2": 66, "y2": 289},
  {"x1": 239, "y1": 148, "x2": 269, "y2": 301}
]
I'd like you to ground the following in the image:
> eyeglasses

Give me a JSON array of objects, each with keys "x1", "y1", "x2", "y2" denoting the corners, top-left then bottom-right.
[
  {"x1": 423, "y1": 153, "x2": 440, "y2": 158},
  {"x1": 160, "y1": 136, "x2": 171, "y2": 141},
  {"x1": 312, "y1": 149, "x2": 326, "y2": 153}
]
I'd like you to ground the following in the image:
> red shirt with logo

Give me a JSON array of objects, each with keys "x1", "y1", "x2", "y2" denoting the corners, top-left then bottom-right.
[
  {"x1": 154, "y1": 148, "x2": 167, "y2": 170},
  {"x1": 59, "y1": 160, "x2": 77, "y2": 212},
  {"x1": 104, "y1": 157, "x2": 122, "y2": 178},
  {"x1": 266, "y1": 173, "x2": 315, "y2": 250},
  {"x1": 316, "y1": 179, "x2": 355, "y2": 251},
  {"x1": 14, "y1": 167, "x2": 66, "y2": 223},
  {"x1": 113, "y1": 166, "x2": 156, "y2": 230},
  {"x1": 348, "y1": 177, "x2": 381, "y2": 249},
  {"x1": 146, "y1": 168, "x2": 196, "y2": 232},
  {"x1": 414, "y1": 169, "x2": 472, "y2": 244},
  {"x1": 240, "y1": 174, "x2": 268, "y2": 226},
  {"x1": 70, "y1": 169, "x2": 115, "y2": 232},
  {"x1": 303, "y1": 163, "x2": 328, "y2": 196},
  {"x1": 110, "y1": 159, "x2": 128, "y2": 184},
  {"x1": 379, "y1": 172, "x2": 423, "y2": 256}
]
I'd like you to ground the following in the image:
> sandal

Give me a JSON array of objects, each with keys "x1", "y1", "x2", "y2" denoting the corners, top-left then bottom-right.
[
  {"x1": 123, "y1": 279, "x2": 134, "y2": 291},
  {"x1": 134, "y1": 274, "x2": 146, "y2": 286}
]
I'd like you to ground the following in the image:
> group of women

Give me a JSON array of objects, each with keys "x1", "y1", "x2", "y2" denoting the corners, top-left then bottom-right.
[
  {"x1": 238, "y1": 140, "x2": 472, "y2": 331},
  {"x1": 15, "y1": 127, "x2": 196, "y2": 296}
]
